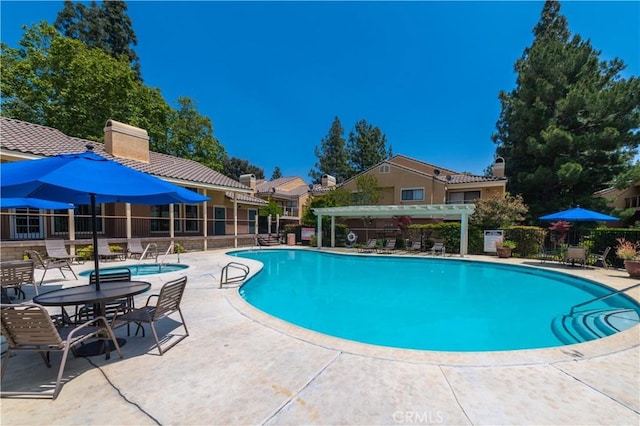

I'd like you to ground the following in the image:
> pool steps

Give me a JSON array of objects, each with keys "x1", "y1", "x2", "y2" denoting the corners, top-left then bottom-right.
[{"x1": 552, "y1": 308, "x2": 639, "y2": 344}]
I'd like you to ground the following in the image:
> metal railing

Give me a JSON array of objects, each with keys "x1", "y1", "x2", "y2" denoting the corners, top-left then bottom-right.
[
  {"x1": 160, "y1": 242, "x2": 175, "y2": 266},
  {"x1": 136, "y1": 242, "x2": 159, "y2": 266},
  {"x1": 569, "y1": 283, "x2": 640, "y2": 315},
  {"x1": 219, "y1": 262, "x2": 250, "y2": 288}
]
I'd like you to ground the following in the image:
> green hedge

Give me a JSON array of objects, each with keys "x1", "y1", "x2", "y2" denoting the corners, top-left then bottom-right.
[
  {"x1": 407, "y1": 223, "x2": 547, "y2": 257},
  {"x1": 504, "y1": 226, "x2": 547, "y2": 257}
]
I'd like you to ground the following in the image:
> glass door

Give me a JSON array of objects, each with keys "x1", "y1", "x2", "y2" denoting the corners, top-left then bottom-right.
[{"x1": 248, "y1": 209, "x2": 257, "y2": 234}]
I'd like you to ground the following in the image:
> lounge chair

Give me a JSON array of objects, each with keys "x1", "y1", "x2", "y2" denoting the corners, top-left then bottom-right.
[
  {"x1": 113, "y1": 276, "x2": 188, "y2": 355},
  {"x1": 358, "y1": 239, "x2": 377, "y2": 253},
  {"x1": 377, "y1": 238, "x2": 396, "y2": 254},
  {"x1": 45, "y1": 239, "x2": 82, "y2": 264},
  {"x1": 429, "y1": 242, "x2": 445, "y2": 256},
  {"x1": 593, "y1": 246, "x2": 611, "y2": 269},
  {"x1": 127, "y1": 238, "x2": 158, "y2": 261},
  {"x1": 565, "y1": 246, "x2": 586, "y2": 268},
  {"x1": 0, "y1": 302, "x2": 122, "y2": 399},
  {"x1": 24, "y1": 250, "x2": 78, "y2": 290},
  {"x1": 97, "y1": 239, "x2": 125, "y2": 261},
  {"x1": 407, "y1": 240, "x2": 421, "y2": 252}
]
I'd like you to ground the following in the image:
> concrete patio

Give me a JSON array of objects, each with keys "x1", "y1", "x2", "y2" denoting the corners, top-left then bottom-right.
[{"x1": 1, "y1": 247, "x2": 639, "y2": 425}]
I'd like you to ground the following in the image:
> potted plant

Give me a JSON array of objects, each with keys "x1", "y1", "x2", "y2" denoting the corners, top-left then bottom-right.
[
  {"x1": 174, "y1": 242, "x2": 186, "y2": 263},
  {"x1": 495, "y1": 239, "x2": 516, "y2": 258},
  {"x1": 615, "y1": 238, "x2": 640, "y2": 277}
]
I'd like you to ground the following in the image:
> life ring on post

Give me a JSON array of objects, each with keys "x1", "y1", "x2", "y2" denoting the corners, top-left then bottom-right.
[{"x1": 347, "y1": 232, "x2": 357, "y2": 244}]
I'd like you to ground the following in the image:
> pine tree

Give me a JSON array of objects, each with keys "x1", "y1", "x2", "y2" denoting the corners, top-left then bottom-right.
[
  {"x1": 271, "y1": 167, "x2": 283, "y2": 180},
  {"x1": 347, "y1": 119, "x2": 389, "y2": 174},
  {"x1": 492, "y1": 0, "x2": 640, "y2": 220},
  {"x1": 309, "y1": 116, "x2": 351, "y2": 183},
  {"x1": 55, "y1": 0, "x2": 141, "y2": 79}
]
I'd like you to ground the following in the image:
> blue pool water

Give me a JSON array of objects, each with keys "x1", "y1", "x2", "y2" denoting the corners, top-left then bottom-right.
[
  {"x1": 232, "y1": 249, "x2": 640, "y2": 352},
  {"x1": 79, "y1": 263, "x2": 188, "y2": 277}
]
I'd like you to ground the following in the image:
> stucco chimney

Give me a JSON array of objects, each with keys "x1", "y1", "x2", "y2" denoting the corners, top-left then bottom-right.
[
  {"x1": 104, "y1": 119, "x2": 150, "y2": 163},
  {"x1": 492, "y1": 157, "x2": 505, "y2": 178},
  {"x1": 321, "y1": 174, "x2": 336, "y2": 187},
  {"x1": 239, "y1": 174, "x2": 256, "y2": 191}
]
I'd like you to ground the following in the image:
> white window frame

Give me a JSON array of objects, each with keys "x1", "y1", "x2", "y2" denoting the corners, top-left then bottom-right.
[
  {"x1": 400, "y1": 187, "x2": 425, "y2": 201},
  {"x1": 379, "y1": 164, "x2": 390, "y2": 174},
  {"x1": 11, "y1": 208, "x2": 45, "y2": 239}
]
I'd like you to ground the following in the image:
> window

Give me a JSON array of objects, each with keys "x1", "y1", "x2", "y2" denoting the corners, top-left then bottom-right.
[
  {"x1": 447, "y1": 191, "x2": 480, "y2": 204},
  {"x1": 379, "y1": 164, "x2": 390, "y2": 174},
  {"x1": 13, "y1": 208, "x2": 45, "y2": 239},
  {"x1": 281, "y1": 200, "x2": 298, "y2": 216},
  {"x1": 401, "y1": 188, "x2": 424, "y2": 201},
  {"x1": 150, "y1": 205, "x2": 174, "y2": 232},
  {"x1": 53, "y1": 204, "x2": 103, "y2": 234},
  {"x1": 151, "y1": 188, "x2": 201, "y2": 233}
]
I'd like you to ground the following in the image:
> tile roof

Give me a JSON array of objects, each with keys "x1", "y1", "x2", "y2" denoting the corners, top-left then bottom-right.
[
  {"x1": 256, "y1": 177, "x2": 298, "y2": 193},
  {"x1": 0, "y1": 117, "x2": 252, "y2": 193},
  {"x1": 256, "y1": 177, "x2": 310, "y2": 197},
  {"x1": 224, "y1": 192, "x2": 268, "y2": 205},
  {"x1": 437, "y1": 174, "x2": 506, "y2": 184}
]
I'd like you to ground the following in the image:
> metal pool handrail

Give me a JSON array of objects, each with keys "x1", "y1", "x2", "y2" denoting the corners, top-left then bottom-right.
[
  {"x1": 219, "y1": 262, "x2": 250, "y2": 288},
  {"x1": 136, "y1": 242, "x2": 158, "y2": 267},
  {"x1": 569, "y1": 283, "x2": 640, "y2": 315}
]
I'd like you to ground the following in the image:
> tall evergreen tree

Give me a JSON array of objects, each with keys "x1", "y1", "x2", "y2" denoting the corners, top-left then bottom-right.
[
  {"x1": 347, "y1": 119, "x2": 389, "y2": 174},
  {"x1": 55, "y1": 0, "x2": 141, "y2": 79},
  {"x1": 492, "y1": 0, "x2": 640, "y2": 220},
  {"x1": 271, "y1": 166, "x2": 283, "y2": 180},
  {"x1": 309, "y1": 116, "x2": 350, "y2": 183}
]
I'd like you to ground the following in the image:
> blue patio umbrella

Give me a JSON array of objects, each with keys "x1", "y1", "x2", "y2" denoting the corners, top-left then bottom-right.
[
  {"x1": 0, "y1": 197, "x2": 74, "y2": 210},
  {"x1": 0, "y1": 146, "x2": 209, "y2": 288},
  {"x1": 539, "y1": 206, "x2": 619, "y2": 222}
]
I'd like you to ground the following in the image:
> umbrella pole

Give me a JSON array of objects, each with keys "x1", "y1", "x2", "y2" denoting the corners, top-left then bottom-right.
[{"x1": 91, "y1": 194, "x2": 100, "y2": 291}]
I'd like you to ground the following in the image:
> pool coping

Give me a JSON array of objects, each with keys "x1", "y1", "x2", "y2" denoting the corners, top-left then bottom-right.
[{"x1": 227, "y1": 247, "x2": 640, "y2": 368}]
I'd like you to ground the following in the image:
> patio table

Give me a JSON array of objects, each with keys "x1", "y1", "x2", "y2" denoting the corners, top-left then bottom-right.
[{"x1": 33, "y1": 280, "x2": 151, "y2": 356}]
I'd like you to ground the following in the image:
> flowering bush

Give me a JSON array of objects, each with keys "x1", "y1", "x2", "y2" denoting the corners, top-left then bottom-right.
[
  {"x1": 549, "y1": 220, "x2": 571, "y2": 245},
  {"x1": 615, "y1": 238, "x2": 638, "y2": 260}
]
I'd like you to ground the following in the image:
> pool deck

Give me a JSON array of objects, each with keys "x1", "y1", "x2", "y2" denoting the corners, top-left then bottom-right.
[{"x1": 1, "y1": 247, "x2": 639, "y2": 425}]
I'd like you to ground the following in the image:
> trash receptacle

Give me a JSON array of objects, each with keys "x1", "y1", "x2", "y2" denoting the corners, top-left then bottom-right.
[{"x1": 287, "y1": 233, "x2": 296, "y2": 246}]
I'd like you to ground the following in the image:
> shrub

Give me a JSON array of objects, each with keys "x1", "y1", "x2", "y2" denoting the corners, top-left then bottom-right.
[{"x1": 615, "y1": 238, "x2": 638, "y2": 260}]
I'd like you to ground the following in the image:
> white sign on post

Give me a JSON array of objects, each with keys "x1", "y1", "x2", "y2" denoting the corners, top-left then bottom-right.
[{"x1": 484, "y1": 230, "x2": 504, "y2": 253}]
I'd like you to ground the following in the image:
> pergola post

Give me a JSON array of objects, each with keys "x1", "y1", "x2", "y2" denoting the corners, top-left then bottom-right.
[
  {"x1": 331, "y1": 216, "x2": 335, "y2": 248},
  {"x1": 233, "y1": 192, "x2": 238, "y2": 248},
  {"x1": 316, "y1": 214, "x2": 323, "y2": 249},
  {"x1": 460, "y1": 212, "x2": 469, "y2": 256}
]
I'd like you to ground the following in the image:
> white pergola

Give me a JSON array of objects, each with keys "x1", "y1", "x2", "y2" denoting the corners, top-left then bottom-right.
[{"x1": 312, "y1": 204, "x2": 476, "y2": 256}]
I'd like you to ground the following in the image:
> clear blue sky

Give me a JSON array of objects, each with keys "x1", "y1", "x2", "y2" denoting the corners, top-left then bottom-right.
[{"x1": 2, "y1": 1, "x2": 638, "y2": 182}]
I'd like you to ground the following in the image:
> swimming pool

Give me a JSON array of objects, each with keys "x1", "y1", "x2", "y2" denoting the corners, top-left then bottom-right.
[
  {"x1": 233, "y1": 249, "x2": 640, "y2": 352},
  {"x1": 79, "y1": 263, "x2": 188, "y2": 277}
]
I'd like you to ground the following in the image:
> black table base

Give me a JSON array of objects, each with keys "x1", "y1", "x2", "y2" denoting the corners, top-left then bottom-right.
[{"x1": 76, "y1": 337, "x2": 127, "y2": 357}]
